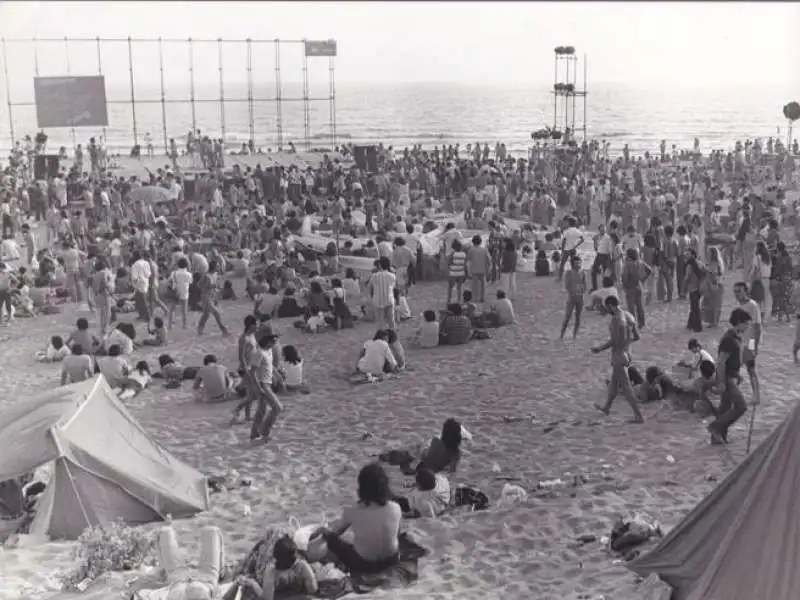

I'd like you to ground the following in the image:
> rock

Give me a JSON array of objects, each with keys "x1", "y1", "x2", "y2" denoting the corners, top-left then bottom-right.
[{"x1": 637, "y1": 573, "x2": 673, "y2": 600}]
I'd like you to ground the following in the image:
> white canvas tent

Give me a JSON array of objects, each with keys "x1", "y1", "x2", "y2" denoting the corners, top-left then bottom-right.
[{"x1": 0, "y1": 376, "x2": 209, "y2": 540}]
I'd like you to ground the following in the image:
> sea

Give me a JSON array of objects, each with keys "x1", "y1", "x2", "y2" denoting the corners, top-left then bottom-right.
[{"x1": 0, "y1": 81, "x2": 795, "y2": 158}]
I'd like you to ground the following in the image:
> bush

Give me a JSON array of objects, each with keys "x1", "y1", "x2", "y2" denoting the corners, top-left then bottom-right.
[{"x1": 61, "y1": 519, "x2": 154, "y2": 590}]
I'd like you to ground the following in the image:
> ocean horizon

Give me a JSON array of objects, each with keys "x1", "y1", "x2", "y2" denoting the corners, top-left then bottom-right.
[{"x1": 0, "y1": 81, "x2": 796, "y2": 158}]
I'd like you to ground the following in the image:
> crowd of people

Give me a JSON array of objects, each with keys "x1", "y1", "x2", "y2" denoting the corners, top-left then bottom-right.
[{"x1": 1, "y1": 126, "x2": 799, "y2": 598}]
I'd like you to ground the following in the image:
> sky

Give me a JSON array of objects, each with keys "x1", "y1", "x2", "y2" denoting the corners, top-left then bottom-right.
[{"x1": 0, "y1": 1, "x2": 798, "y2": 91}]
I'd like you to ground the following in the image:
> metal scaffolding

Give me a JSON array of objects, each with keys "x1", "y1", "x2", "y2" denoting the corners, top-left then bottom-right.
[
  {"x1": 551, "y1": 46, "x2": 588, "y2": 142},
  {"x1": 0, "y1": 36, "x2": 338, "y2": 153}
]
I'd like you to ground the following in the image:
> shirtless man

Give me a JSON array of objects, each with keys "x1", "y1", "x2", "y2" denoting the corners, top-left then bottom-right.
[
  {"x1": 733, "y1": 282, "x2": 762, "y2": 404},
  {"x1": 591, "y1": 295, "x2": 645, "y2": 423}
]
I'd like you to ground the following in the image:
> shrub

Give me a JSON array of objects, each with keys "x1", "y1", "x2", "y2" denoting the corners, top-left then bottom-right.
[{"x1": 61, "y1": 519, "x2": 154, "y2": 590}]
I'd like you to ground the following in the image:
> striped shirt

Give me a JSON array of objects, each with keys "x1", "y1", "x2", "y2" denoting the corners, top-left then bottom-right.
[
  {"x1": 449, "y1": 251, "x2": 467, "y2": 278},
  {"x1": 369, "y1": 270, "x2": 396, "y2": 308}
]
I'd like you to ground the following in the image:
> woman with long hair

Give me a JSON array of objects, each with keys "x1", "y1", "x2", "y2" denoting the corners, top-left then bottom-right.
[
  {"x1": 770, "y1": 241, "x2": 794, "y2": 322},
  {"x1": 749, "y1": 241, "x2": 771, "y2": 320},
  {"x1": 702, "y1": 245, "x2": 725, "y2": 327},
  {"x1": 683, "y1": 248, "x2": 705, "y2": 333}
]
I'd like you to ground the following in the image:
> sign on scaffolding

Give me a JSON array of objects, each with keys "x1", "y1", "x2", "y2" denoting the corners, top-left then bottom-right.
[
  {"x1": 33, "y1": 76, "x2": 109, "y2": 128},
  {"x1": 304, "y1": 40, "x2": 337, "y2": 57}
]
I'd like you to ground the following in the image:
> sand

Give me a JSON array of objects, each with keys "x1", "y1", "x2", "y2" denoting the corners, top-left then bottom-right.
[{"x1": 1, "y1": 266, "x2": 798, "y2": 600}]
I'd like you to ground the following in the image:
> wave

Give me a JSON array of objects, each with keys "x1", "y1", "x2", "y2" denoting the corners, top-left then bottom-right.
[{"x1": 595, "y1": 131, "x2": 629, "y2": 138}]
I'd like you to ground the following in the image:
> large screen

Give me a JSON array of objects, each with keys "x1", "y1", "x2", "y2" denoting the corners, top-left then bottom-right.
[{"x1": 33, "y1": 76, "x2": 109, "y2": 128}]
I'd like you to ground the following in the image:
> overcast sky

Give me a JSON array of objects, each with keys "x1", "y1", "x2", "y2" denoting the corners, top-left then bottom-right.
[{"x1": 0, "y1": 1, "x2": 798, "y2": 90}]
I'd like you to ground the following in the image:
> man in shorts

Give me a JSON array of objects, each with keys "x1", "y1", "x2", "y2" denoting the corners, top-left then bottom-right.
[{"x1": 733, "y1": 282, "x2": 762, "y2": 404}]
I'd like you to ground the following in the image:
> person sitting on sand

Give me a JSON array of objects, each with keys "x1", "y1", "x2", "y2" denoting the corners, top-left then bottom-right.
[
  {"x1": 96, "y1": 344, "x2": 131, "y2": 388},
  {"x1": 224, "y1": 535, "x2": 318, "y2": 600},
  {"x1": 221, "y1": 279, "x2": 238, "y2": 301},
  {"x1": 486, "y1": 289, "x2": 517, "y2": 326},
  {"x1": 397, "y1": 468, "x2": 451, "y2": 519},
  {"x1": 65, "y1": 317, "x2": 101, "y2": 355},
  {"x1": 357, "y1": 329, "x2": 398, "y2": 378},
  {"x1": 141, "y1": 316, "x2": 168, "y2": 347},
  {"x1": 37, "y1": 335, "x2": 71, "y2": 362},
  {"x1": 310, "y1": 463, "x2": 402, "y2": 575},
  {"x1": 416, "y1": 418, "x2": 464, "y2": 474},
  {"x1": 281, "y1": 345, "x2": 309, "y2": 393},
  {"x1": 60, "y1": 344, "x2": 94, "y2": 385},
  {"x1": 194, "y1": 354, "x2": 235, "y2": 403},
  {"x1": 103, "y1": 322, "x2": 136, "y2": 355},
  {"x1": 126, "y1": 516, "x2": 225, "y2": 600},
  {"x1": 386, "y1": 329, "x2": 406, "y2": 371},
  {"x1": 416, "y1": 309, "x2": 440, "y2": 348},
  {"x1": 254, "y1": 286, "x2": 281, "y2": 321},
  {"x1": 438, "y1": 304, "x2": 472, "y2": 345}
]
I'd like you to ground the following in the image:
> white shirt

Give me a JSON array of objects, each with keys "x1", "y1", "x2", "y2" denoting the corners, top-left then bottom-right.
[
  {"x1": 283, "y1": 361, "x2": 304, "y2": 387},
  {"x1": 110, "y1": 238, "x2": 122, "y2": 257},
  {"x1": 130, "y1": 259, "x2": 152, "y2": 294},
  {"x1": 622, "y1": 234, "x2": 643, "y2": 253},
  {"x1": 106, "y1": 329, "x2": 135, "y2": 355},
  {"x1": 357, "y1": 339, "x2": 395, "y2": 376},
  {"x1": 562, "y1": 227, "x2": 584, "y2": 252},
  {"x1": 170, "y1": 268, "x2": 193, "y2": 300}
]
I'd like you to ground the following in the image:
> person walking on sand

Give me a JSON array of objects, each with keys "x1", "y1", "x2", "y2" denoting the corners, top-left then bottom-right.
[
  {"x1": 197, "y1": 260, "x2": 230, "y2": 337},
  {"x1": 560, "y1": 255, "x2": 587, "y2": 339},
  {"x1": 708, "y1": 308, "x2": 753, "y2": 445},
  {"x1": 249, "y1": 333, "x2": 283, "y2": 444},
  {"x1": 591, "y1": 295, "x2": 644, "y2": 424},
  {"x1": 231, "y1": 315, "x2": 259, "y2": 425},
  {"x1": 733, "y1": 282, "x2": 762, "y2": 404}
]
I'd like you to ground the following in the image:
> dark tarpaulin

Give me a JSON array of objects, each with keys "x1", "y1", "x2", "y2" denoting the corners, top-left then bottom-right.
[{"x1": 629, "y1": 400, "x2": 800, "y2": 600}]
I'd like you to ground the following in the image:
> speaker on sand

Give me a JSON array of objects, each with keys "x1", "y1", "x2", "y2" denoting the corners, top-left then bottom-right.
[
  {"x1": 34, "y1": 155, "x2": 60, "y2": 180},
  {"x1": 353, "y1": 145, "x2": 378, "y2": 173}
]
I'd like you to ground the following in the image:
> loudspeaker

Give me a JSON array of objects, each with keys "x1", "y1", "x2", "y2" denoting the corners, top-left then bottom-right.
[
  {"x1": 34, "y1": 155, "x2": 60, "y2": 180},
  {"x1": 353, "y1": 145, "x2": 378, "y2": 173},
  {"x1": 183, "y1": 178, "x2": 196, "y2": 202}
]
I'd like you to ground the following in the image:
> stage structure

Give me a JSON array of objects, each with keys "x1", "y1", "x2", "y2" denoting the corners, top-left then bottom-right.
[
  {"x1": 551, "y1": 46, "x2": 587, "y2": 142},
  {"x1": 0, "y1": 36, "x2": 337, "y2": 153}
]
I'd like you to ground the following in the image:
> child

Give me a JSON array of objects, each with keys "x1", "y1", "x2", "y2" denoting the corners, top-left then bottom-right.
[
  {"x1": 118, "y1": 361, "x2": 152, "y2": 400},
  {"x1": 386, "y1": 328, "x2": 407, "y2": 370},
  {"x1": 281, "y1": 345, "x2": 309, "y2": 393},
  {"x1": 461, "y1": 290, "x2": 479, "y2": 322},
  {"x1": 156, "y1": 354, "x2": 197, "y2": 388},
  {"x1": 305, "y1": 311, "x2": 327, "y2": 333},
  {"x1": 12, "y1": 280, "x2": 36, "y2": 317},
  {"x1": 141, "y1": 317, "x2": 168, "y2": 346},
  {"x1": 417, "y1": 310, "x2": 440, "y2": 348},
  {"x1": 534, "y1": 250, "x2": 551, "y2": 276},
  {"x1": 221, "y1": 279, "x2": 237, "y2": 300},
  {"x1": 328, "y1": 278, "x2": 353, "y2": 330},
  {"x1": 37, "y1": 335, "x2": 72, "y2": 362},
  {"x1": 675, "y1": 338, "x2": 715, "y2": 378},
  {"x1": 401, "y1": 468, "x2": 452, "y2": 518},
  {"x1": 228, "y1": 535, "x2": 317, "y2": 600}
]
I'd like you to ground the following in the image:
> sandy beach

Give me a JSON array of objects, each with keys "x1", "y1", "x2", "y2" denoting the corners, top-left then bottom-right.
[{"x1": 0, "y1": 260, "x2": 796, "y2": 600}]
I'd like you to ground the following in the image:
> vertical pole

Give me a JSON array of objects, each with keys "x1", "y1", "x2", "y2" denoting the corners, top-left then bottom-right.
[
  {"x1": 1, "y1": 38, "x2": 15, "y2": 147},
  {"x1": 127, "y1": 36, "x2": 138, "y2": 146},
  {"x1": 583, "y1": 54, "x2": 588, "y2": 140},
  {"x1": 158, "y1": 37, "x2": 168, "y2": 155},
  {"x1": 217, "y1": 38, "x2": 226, "y2": 143},
  {"x1": 329, "y1": 56, "x2": 336, "y2": 148},
  {"x1": 564, "y1": 58, "x2": 569, "y2": 135},
  {"x1": 188, "y1": 38, "x2": 197, "y2": 134},
  {"x1": 64, "y1": 37, "x2": 76, "y2": 148},
  {"x1": 302, "y1": 43, "x2": 310, "y2": 150},
  {"x1": 553, "y1": 54, "x2": 558, "y2": 132},
  {"x1": 33, "y1": 36, "x2": 40, "y2": 76},
  {"x1": 274, "y1": 39, "x2": 283, "y2": 149},
  {"x1": 246, "y1": 38, "x2": 254, "y2": 146},
  {"x1": 96, "y1": 36, "x2": 106, "y2": 140},
  {"x1": 572, "y1": 57, "x2": 577, "y2": 138}
]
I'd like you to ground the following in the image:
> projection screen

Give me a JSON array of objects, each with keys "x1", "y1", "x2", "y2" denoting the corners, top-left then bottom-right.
[{"x1": 33, "y1": 76, "x2": 109, "y2": 128}]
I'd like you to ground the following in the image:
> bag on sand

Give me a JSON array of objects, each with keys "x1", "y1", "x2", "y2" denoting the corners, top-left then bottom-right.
[{"x1": 288, "y1": 514, "x2": 329, "y2": 563}]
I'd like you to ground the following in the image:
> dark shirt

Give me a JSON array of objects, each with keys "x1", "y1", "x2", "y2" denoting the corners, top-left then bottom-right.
[
  {"x1": 718, "y1": 329, "x2": 742, "y2": 378},
  {"x1": 439, "y1": 314, "x2": 472, "y2": 345}
]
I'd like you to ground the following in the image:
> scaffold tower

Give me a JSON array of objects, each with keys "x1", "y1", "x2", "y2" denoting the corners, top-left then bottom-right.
[{"x1": 551, "y1": 46, "x2": 588, "y2": 143}]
